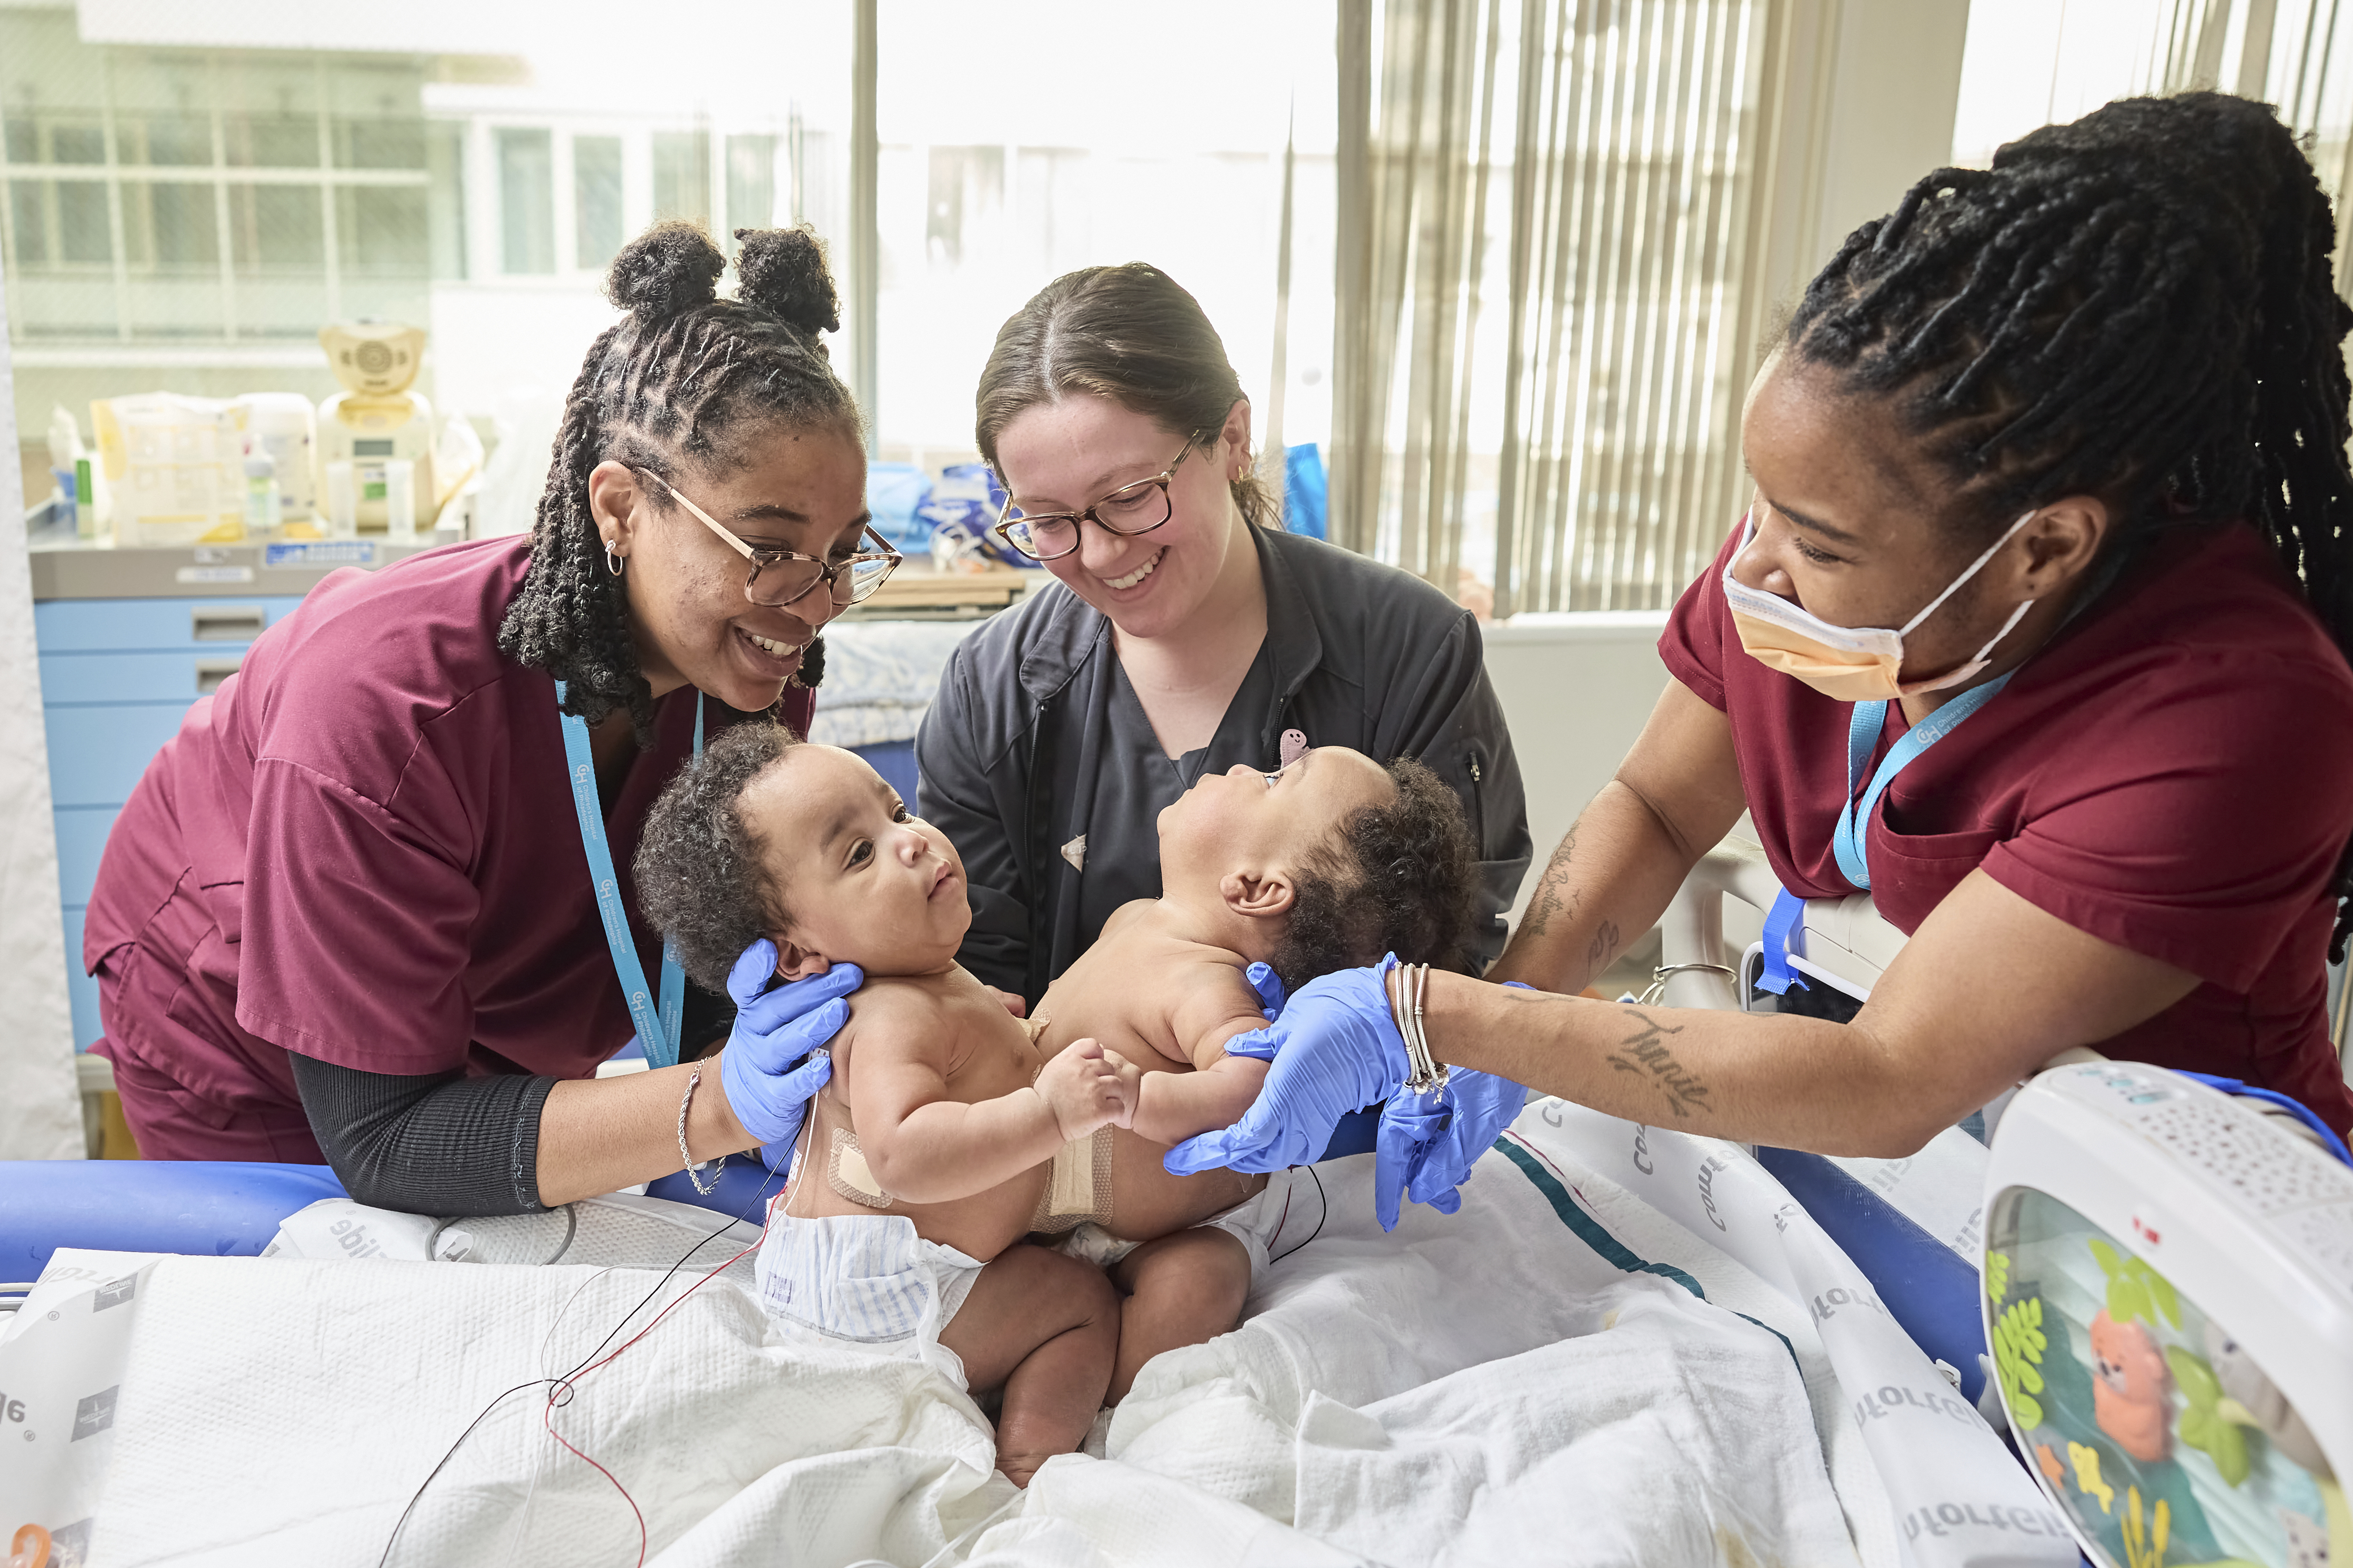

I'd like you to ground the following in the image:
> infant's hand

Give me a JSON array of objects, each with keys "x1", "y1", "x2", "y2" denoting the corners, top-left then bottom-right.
[
  {"x1": 986, "y1": 986, "x2": 1027, "y2": 1019},
  {"x1": 1035, "y1": 1038, "x2": 1129, "y2": 1141},
  {"x1": 1103, "y1": 1047, "x2": 1144, "y2": 1130}
]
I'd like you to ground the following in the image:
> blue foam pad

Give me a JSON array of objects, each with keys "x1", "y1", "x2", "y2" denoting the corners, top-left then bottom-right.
[
  {"x1": 1753, "y1": 1145, "x2": 1988, "y2": 1404},
  {"x1": 645, "y1": 1157, "x2": 789, "y2": 1221},
  {"x1": 0, "y1": 1160, "x2": 347, "y2": 1281}
]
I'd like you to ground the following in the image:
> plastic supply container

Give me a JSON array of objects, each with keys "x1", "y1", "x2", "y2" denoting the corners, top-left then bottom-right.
[
  {"x1": 244, "y1": 450, "x2": 282, "y2": 533},
  {"x1": 383, "y1": 458, "x2": 417, "y2": 542},
  {"x1": 89, "y1": 394, "x2": 245, "y2": 546},
  {"x1": 325, "y1": 462, "x2": 358, "y2": 537},
  {"x1": 232, "y1": 393, "x2": 319, "y2": 521}
]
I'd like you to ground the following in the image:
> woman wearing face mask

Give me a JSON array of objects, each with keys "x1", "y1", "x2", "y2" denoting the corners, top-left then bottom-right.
[
  {"x1": 82, "y1": 223, "x2": 873, "y2": 1212},
  {"x1": 1169, "y1": 92, "x2": 2353, "y2": 1203},
  {"x1": 912, "y1": 263, "x2": 1533, "y2": 1006}
]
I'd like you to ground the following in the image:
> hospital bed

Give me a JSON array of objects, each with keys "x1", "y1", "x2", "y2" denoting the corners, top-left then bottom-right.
[{"x1": 0, "y1": 836, "x2": 2080, "y2": 1568}]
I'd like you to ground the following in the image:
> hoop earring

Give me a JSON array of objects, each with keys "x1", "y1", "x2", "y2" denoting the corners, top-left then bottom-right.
[{"x1": 604, "y1": 541, "x2": 626, "y2": 577}]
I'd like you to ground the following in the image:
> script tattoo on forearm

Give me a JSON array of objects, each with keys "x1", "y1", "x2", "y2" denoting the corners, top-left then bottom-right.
[
  {"x1": 1604, "y1": 1009, "x2": 1712, "y2": 1121},
  {"x1": 1518, "y1": 825, "x2": 1581, "y2": 937},
  {"x1": 1587, "y1": 919, "x2": 1621, "y2": 976}
]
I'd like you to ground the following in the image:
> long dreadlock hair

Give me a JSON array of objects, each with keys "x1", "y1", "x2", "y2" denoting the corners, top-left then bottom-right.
[
  {"x1": 1785, "y1": 90, "x2": 2353, "y2": 956},
  {"x1": 497, "y1": 221, "x2": 861, "y2": 744}
]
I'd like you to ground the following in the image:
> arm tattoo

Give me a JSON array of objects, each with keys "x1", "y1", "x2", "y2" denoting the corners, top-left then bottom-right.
[
  {"x1": 1603, "y1": 1008, "x2": 1712, "y2": 1121},
  {"x1": 1518, "y1": 825, "x2": 1580, "y2": 936},
  {"x1": 1586, "y1": 919, "x2": 1621, "y2": 975}
]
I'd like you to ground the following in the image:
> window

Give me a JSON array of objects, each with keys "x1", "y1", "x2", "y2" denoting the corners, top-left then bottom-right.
[
  {"x1": 498, "y1": 127, "x2": 555, "y2": 275},
  {"x1": 229, "y1": 185, "x2": 324, "y2": 270},
  {"x1": 727, "y1": 133, "x2": 776, "y2": 237},
  {"x1": 868, "y1": 2, "x2": 1332, "y2": 463},
  {"x1": 653, "y1": 130, "x2": 711, "y2": 226},
  {"x1": 575, "y1": 134, "x2": 624, "y2": 271}
]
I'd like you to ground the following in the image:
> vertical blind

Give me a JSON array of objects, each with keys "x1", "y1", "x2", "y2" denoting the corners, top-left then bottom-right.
[
  {"x1": 2141, "y1": 0, "x2": 2353, "y2": 296},
  {"x1": 1332, "y1": 0, "x2": 1781, "y2": 615}
]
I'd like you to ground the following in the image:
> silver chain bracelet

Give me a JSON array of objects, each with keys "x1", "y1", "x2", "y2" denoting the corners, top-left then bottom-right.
[
  {"x1": 677, "y1": 1066, "x2": 725, "y2": 1196},
  {"x1": 1385, "y1": 961, "x2": 1451, "y2": 1098}
]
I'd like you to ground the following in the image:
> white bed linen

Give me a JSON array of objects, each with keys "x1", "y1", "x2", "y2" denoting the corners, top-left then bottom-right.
[{"x1": 0, "y1": 1105, "x2": 2061, "y2": 1568}]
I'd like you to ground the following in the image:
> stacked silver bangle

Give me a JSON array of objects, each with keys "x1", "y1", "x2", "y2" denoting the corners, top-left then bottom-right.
[
  {"x1": 1384, "y1": 962, "x2": 1451, "y2": 1098},
  {"x1": 677, "y1": 1066, "x2": 725, "y2": 1197}
]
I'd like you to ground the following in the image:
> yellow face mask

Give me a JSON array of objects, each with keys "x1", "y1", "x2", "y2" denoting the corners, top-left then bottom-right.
[{"x1": 1722, "y1": 508, "x2": 2038, "y2": 704}]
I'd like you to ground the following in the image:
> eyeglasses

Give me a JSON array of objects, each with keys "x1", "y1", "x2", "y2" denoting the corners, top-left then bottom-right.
[
  {"x1": 989, "y1": 437, "x2": 1198, "y2": 562},
  {"x1": 634, "y1": 467, "x2": 902, "y2": 610}
]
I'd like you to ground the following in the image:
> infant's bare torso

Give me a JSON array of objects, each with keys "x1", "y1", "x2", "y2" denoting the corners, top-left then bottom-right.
[
  {"x1": 790, "y1": 966, "x2": 1050, "y2": 1261},
  {"x1": 1036, "y1": 902, "x2": 1267, "y2": 1239}
]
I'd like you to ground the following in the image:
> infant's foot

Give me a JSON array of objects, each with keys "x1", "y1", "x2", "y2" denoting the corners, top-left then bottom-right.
[{"x1": 998, "y1": 1451, "x2": 1054, "y2": 1488}]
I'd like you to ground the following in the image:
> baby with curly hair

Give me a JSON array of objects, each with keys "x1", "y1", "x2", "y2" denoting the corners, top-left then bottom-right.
[{"x1": 637, "y1": 724, "x2": 1476, "y2": 1475}]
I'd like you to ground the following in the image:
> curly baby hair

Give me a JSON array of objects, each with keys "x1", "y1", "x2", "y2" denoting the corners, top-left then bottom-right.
[
  {"x1": 635, "y1": 720, "x2": 805, "y2": 993},
  {"x1": 1270, "y1": 756, "x2": 1481, "y2": 994},
  {"x1": 498, "y1": 221, "x2": 859, "y2": 745}
]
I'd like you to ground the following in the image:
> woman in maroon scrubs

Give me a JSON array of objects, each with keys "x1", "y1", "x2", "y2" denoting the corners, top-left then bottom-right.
[
  {"x1": 1173, "y1": 94, "x2": 2353, "y2": 1197},
  {"x1": 83, "y1": 223, "x2": 875, "y2": 1213}
]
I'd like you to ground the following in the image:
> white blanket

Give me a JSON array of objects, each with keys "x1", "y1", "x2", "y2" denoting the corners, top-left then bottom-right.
[{"x1": 0, "y1": 1107, "x2": 2062, "y2": 1568}]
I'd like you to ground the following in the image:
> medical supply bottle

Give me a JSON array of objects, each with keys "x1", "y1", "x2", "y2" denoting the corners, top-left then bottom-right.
[{"x1": 245, "y1": 448, "x2": 282, "y2": 534}]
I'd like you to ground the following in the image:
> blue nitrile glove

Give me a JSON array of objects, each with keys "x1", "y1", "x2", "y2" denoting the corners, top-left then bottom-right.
[
  {"x1": 1243, "y1": 962, "x2": 1288, "y2": 1021},
  {"x1": 718, "y1": 939, "x2": 862, "y2": 1173},
  {"x1": 1374, "y1": 1081, "x2": 1453, "y2": 1231},
  {"x1": 1371, "y1": 982, "x2": 1534, "y2": 1227},
  {"x1": 1164, "y1": 957, "x2": 1407, "y2": 1176},
  {"x1": 1396, "y1": 1066, "x2": 1529, "y2": 1218}
]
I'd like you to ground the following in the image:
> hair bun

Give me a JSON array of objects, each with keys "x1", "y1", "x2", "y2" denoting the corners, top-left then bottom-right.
[
  {"x1": 733, "y1": 225, "x2": 842, "y2": 336},
  {"x1": 607, "y1": 222, "x2": 726, "y2": 319}
]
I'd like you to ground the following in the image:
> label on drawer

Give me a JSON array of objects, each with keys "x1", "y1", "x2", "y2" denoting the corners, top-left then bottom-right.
[
  {"x1": 264, "y1": 541, "x2": 376, "y2": 569},
  {"x1": 174, "y1": 566, "x2": 255, "y2": 584}
]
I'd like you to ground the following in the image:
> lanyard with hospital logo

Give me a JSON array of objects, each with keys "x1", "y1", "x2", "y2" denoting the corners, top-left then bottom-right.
[
  {"x1": 555, "y1": 681, "x2": 702, "y2": 1069},
  {"x1": 1830, "y1": 671, "x2": 2014, "y2": 890}
]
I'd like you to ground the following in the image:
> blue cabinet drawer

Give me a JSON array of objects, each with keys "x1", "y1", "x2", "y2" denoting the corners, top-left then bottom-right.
[
  {"x1": 42, "y1": 649, "x2": 248, "y2": 704},
  {"x1": 54, "y1": 806, "x2": 118, "y2": 907},
  {"x1": 34, "y1": 595, "x2": 303, "y2": 652},
  {"x1": 64, "y1": 905, "x2": 101, "y2": 1051},
  {"x1": 46, "y1": 702, "x2": 193, "y2": 807}
]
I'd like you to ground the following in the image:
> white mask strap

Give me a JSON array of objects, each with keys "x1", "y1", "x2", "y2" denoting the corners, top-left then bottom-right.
[{"x1": 1897, "y1": 508, "x2": 2039, "y2": 637}]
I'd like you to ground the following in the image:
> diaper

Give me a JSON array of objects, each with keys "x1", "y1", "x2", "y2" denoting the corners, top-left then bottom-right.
[
  {"x1": 1055, "y1": 1169, "x2": 1299, "y2": 1286},
  {"x1": 753, "y1": 1212, "x2": 983, "y2": 1386},
  {"x1": 1026, "y1": 1125, "x2": 1115, "y2": 1234}
]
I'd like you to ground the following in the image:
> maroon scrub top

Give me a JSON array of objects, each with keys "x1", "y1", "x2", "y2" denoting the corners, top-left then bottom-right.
[
  {"x1": 1663, "y1": 518, "x2": 2353, "y2": 1136},
  {"x1": 85, "y1": 536, "x2": 815, "y2": 1160}
]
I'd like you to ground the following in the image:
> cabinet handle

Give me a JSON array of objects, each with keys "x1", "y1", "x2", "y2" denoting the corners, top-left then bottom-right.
[
  {"x1": 191, "y1": 606, "x2": 265, "y2": 643},
  {"x1": 195, "y1": 657, "x2": 243, "y2": 695}
]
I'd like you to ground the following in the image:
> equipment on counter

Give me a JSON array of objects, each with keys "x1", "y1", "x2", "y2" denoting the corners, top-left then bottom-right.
[
  {"x1": 1983, "y1": 1061, "x2": 2351, "y2": 1568},
  {"x1": 86, "y1": 393, "x2": 247, "y2": 546},
  {"x1": 317, "y1": 321, "x2": 435, "y2": 537},
  {"x1": 231, "y1": 392, "x2": 318, "y2": 521}
]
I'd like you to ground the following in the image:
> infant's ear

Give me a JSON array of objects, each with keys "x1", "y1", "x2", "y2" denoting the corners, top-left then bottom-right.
[
  {"x1": 773, "y1": 937, "x2": 833, "y2": 982},
  {"x1": 1219, "y1": 869, "x2": 1297, "y2": 921}
]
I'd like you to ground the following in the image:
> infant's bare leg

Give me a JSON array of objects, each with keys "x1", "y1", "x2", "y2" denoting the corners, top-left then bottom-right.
[
  {"x1": 1106, "y1": 1228, "x2": 1252, "y2": 1403},
  {"x1": 939, "y1": 1242, "x2": 1120, "y2": 1487}
]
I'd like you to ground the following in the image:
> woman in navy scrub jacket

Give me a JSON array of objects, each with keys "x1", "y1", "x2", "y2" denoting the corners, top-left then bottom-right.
[
  {"x1": 916, "y1": 263, "x2": 1532, "y2": 1006},
  {"x1": 1172, "y1": 94, "x2": 2353, "y2": 1194},
  {"x1": 84, "y1": 223, "x2": 869, "y2": 1212}
]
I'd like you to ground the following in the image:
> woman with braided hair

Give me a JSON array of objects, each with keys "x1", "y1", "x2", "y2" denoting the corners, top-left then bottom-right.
[
  {"x1": 1170, "y1": 91, "x2": 2353, "y2": 1199},
  {"x1": 83, "y1": 222, "x2": 891, "y2": 1212}
]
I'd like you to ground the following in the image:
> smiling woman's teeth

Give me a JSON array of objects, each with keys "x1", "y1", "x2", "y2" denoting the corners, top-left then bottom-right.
[
  {"x1": 748, "y1": 632, "x2": 800, "y2": 658},
  {"x1": 1107, "y1": 551, "x2": 1162, "y2": 591}
]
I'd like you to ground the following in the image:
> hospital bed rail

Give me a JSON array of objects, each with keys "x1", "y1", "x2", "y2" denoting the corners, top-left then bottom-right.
[{"x1": 1655, "y1": 835, "x2": 1993, "y2": 1403}]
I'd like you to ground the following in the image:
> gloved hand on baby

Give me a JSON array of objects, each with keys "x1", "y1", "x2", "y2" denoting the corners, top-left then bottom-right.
[
  {"x1": 1165, "y1": 958, "x2": 1530, "y2": 1230},
  {"x1": 722, "y1": 944, "x2": 1529, "y2": 1225}
]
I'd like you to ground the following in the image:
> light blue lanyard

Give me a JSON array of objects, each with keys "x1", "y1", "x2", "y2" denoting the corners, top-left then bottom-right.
[
  {"x1": 555, "y1": 681, "x2": 702, "y2": 1069},
  {"x1": 1831, "y1": 672, "x2": 2013, "y2": 890}
]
